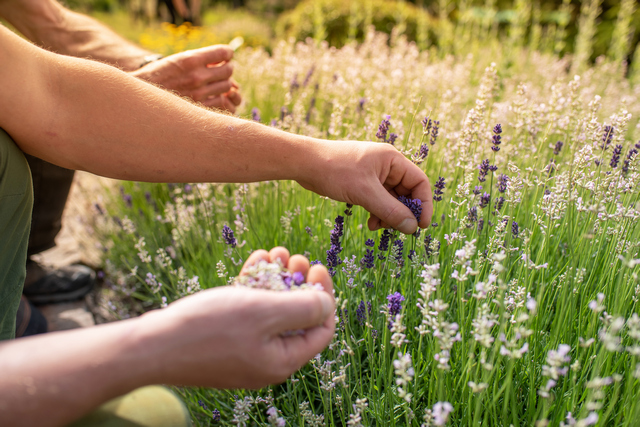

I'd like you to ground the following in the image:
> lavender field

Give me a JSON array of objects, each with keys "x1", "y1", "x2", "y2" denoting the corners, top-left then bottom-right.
[{"x1": 97, "y1": 1, "x2": 640, "y2": 425}]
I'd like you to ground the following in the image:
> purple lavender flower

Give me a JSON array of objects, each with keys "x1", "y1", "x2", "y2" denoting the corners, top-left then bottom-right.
[
  {"x1": 290, "y1": 73, "x2": 300, "y2": 92},
  {"x1": 251, "y1": 107, "x2": 261, "y2": 122},
  {"x1": 419, "y1": 143, "x2": 429, "y2": 160},
  {"x1": 478, "y1": 159, "x2": 490, "y2": 182},
  {"x1": 610, "y1": 144, "x2": 623, "y2": 168},
  {"x1": 123, "y1": 194, "x2": 133, "y2": 208},
  {"x1": 184, "y1": 184, "x2": 192, "y2": 193},
  {"x1": 376, "y1": 115, "x2": 391, "y2": 142},
  {"x1": 497, "y1": 174, "x2": 508, "y2": 193},
  {"x1": 408, "y1": 249, "x2": 416, "y2": 261},
  {"x1": 553, "y1": 140, "x2": 564, "y2": 155},
  {"x1": 477, "y1": 218, "x2": 484, "y2": 232},
  {"x1": 479, "y1": 192, "x2": 491, "y2": 209},
  {"x1": 361, "y1": 249, "x2": 375, "y2": 269},
  {"x1": 305, "y1": 97, "x2": 316, "y2": 124},
  {"x1": 512, "y1": 221, "x2": 519, "y2": 238},
  {"x1": 365, "y1": 238, "x2": 375, "y2": 247},
  {"x1": 493, "y1": 196, "x2": 505, "y2": 214},
  {"x1": 270, "y1": 118, "x2": 278, "y2": 127},
  {"x1": 378, "y1": 230, "x2": 392, "y2": 258},
  {"x1": 491, "y1": 123, "x2": 502, "y2": 152},
  {"x1": 488, "y1": 164, "x2": 498, "y2": 172},
  {"x1": 421, "y1": 117, "x2": 432, "y2": 133},
  {"x1": 305, "y1": 226, "x2": 313, "y2": 237},
  {"x1": 365, "y1": 281, "x2": 374, "y2": 288},
  {"x1": 310, "y1": 260, "x2": 322, "y2": 266},
  {"x1": 344, "y1": 203, "x2": 353, "y2": 216},
  {"x1": 434, "y1": 177, "x2": 445, "y2": 202},
  {"x1": 356, "y1": 300, "x2": 367, "y2": 325},
  {"x1": 424, "y1": 233, "x2": 433, "y2": 257},
  {"x1": 601, "y1": 125, "x2": 614, "y2": 150},
  {"x1": 387, "y1": 292, "x2": 405, "y2": 318},
  {"x1": 211, "y1": 408, "x2": 221, "y2": 422},
  {"x1": 398, "y1": 195, "x2": 423, "y2": 222},
  {"x1": 303, "y1": 65, "x2": 315, "y2": 86},
  {"x1": 473, "y1": 185, "x2": 483, "y2": 195},
  {"x1": 198, "y1": 400, "x2": 207, "y2": 409},
  {"x1": 623, "y1": 147, "x2": 638, "y2": 174},
  {"x1": 389, "y1": 133, "x2": 398, "y2": 145},
  {"x1": 467, "y1": 206, "x2": 478, "y2": 227},
  {"x1": 292, "y1": 271, "x2": 305, "y2": 286},
  {"x1": 358, "y1": 97, "x2": 366, "y2": 112},
  {"x1": 326, "y1": 215, "x2": 345, "y2": 275},
  {"x1": 222, "y1": 225, "x2": 237, "y2": 248},
  {"x1": 430, "y1": 120, "x2": 440, "y2": 145}
]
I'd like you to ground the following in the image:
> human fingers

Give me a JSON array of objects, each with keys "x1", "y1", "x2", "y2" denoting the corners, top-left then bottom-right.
[
  {"x1": 191, "y1": 80, "x2": 234, "y2": 102},
  {"x1": 268, "y1": 246, "x2": 290, "y2": 266},
  {"x1": 225, "y1": 89, "x2": 242, "y2": 106},
  {"x1": 202, "y1": 62, "x2": 234, "y2": 84},
  {"x1": 189, "y1": 44, "x2": 234, "y2": 66},
  {"x1": 288, "y1": 254, "x2": 310, "y2": 278},
  {"x1": 307, "y1": 264, "x2": 334, "y2": 299},
  {"x1": 361, "y1": 183, "x2": 420, "y2": 234},
  {"x1": 241, "y1": 249, "x2": 270, "y2": 274},
  {"x1": 364, "y1": 156, "x2": 433, "y2": 233},
  {"x1": 203, "y1": 95, "x2": 236, "y2": 113},
  {"x1": 264, "y1": 283, "x2": 334, "y2": 333}
]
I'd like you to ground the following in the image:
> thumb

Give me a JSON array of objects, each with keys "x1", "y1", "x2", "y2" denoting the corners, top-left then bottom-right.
[
  {"x1": 364, "y1": 189, "x2": 419, "y2": 234},
  {"x1": 266, "y1": 290, "x2": 334, "y2": 334}
]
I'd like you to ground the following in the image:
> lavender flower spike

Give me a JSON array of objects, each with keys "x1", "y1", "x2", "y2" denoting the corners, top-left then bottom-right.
[
  {"x1": 434, "y1": 177, "x2": 445, "y2": 202},
  {"x1": 376, "y1": 115, "x2": 391, "y2": 142},
  {"x1": 387, "y1": 292, "x2": 405, "y2": 318},
  {"x1": 398, "y1": 195, "x2": 422, "y2": 223},
  {"x1": 222, "y1": 224, "x2": 237, "y2": 248}
]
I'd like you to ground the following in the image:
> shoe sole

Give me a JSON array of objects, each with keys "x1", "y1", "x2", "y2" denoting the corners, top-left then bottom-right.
[{"x1": 25, "y1": 281, "x2": 95, "y2": 305}]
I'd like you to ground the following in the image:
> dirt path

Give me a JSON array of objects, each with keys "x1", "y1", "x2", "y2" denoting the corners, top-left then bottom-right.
[{"x1": 33, "y1": 171, "x2": 119, "y2": 331}]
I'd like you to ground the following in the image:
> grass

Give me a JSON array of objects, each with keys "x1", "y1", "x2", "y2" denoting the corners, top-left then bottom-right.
[{"x1": 94, "y1": 5, "x2": 640, "y2": 427}]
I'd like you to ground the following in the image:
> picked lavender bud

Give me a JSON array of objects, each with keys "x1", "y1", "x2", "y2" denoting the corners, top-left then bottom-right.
[{"x1": 234, "y1": 259, "x2": 324, "y2": 293}]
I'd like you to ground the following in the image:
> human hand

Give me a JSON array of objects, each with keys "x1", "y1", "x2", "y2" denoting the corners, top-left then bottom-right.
[
  {"x1": 131, "y1": 45, "x2": 242, "y2": 112},
  {"x1": 296, "y1": 140, "x2": 433, "y2": 234},
  {"x1": 138, "y1": 247, "x2": 335, "y2": 389}
]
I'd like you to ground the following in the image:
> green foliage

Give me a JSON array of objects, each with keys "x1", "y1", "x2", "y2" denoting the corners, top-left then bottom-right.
[
  {"x1": 99, "y1": 29, "x2": 640, "y2": 425},
  {"x1": 275, "y1": 0, "x2": 436, "y2": 47}
]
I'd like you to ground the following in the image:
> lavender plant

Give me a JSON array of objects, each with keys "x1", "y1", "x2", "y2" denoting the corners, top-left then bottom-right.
[{"x1": 98, "y1": 24, "x2": 640, "y2": 427}]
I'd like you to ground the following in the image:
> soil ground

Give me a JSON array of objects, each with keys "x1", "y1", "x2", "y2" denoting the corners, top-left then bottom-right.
[{"x1": 32, "y1": 171, "x2": 118, "y2": 331}]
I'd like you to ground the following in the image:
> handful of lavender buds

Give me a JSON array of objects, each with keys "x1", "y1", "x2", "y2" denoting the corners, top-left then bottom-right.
[{"x1": 234, "y1": 259, "x2": 324, "y2": 293}]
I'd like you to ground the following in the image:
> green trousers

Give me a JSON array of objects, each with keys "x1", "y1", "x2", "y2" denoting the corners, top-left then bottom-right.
[{"x1": 0, "y1": 129, "x2": 190, "y2": 426}]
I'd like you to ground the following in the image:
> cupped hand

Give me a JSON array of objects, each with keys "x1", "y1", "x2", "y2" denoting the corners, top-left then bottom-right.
[
  {"x1": 297, "y1": 140, "x2": 433, "y2": 234},
  {"x1": 139, "y1": 247, "x2": 335, "y2": 389},
  {"x1": 131, "y1": 45, "x2": 242, "y2": 112}
]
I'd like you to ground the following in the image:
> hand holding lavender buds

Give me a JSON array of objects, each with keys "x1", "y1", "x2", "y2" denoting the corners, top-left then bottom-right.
[{"x1": 234, "y1": 259, "x2": 325, "y2": 292}]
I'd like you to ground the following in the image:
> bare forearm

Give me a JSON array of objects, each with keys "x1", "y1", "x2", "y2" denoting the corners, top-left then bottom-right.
[
  {"x1": 0, "y1": 319, "x2": 153, "y2": 427},
  {"x1": 0, "y1": 27, "x2": 318, "y2": 184},
  {"x1": 0, "y1": 0, "x2": 151, "y2": 70}
]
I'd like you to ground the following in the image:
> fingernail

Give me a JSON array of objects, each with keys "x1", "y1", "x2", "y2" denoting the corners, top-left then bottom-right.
[
  {"x1": 319, "y1": 293, "x2": 333, "y2": 320},
  {"x1": 398, "y1": 218, "x2": 417, "y2": 234}
]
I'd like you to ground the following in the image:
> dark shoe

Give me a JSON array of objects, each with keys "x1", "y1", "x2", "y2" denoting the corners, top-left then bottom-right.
[
  {"x1": 15, "y1": 296, "x2": 48, "y2": 338},
  {"x1": 23, "y1": 261, "x2": 96, "y2": 304}
]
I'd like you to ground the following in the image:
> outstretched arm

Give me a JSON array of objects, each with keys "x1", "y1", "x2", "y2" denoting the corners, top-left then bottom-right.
[
  {"x1": 0, "y1": 248, "x2": 336, "y2": 427},
  {"x1": 0, "y1": 0, "x2": 241, "y2": 110},
  {"x1": 0, "y1": 24, "x2": 431, "y2": 231}
]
